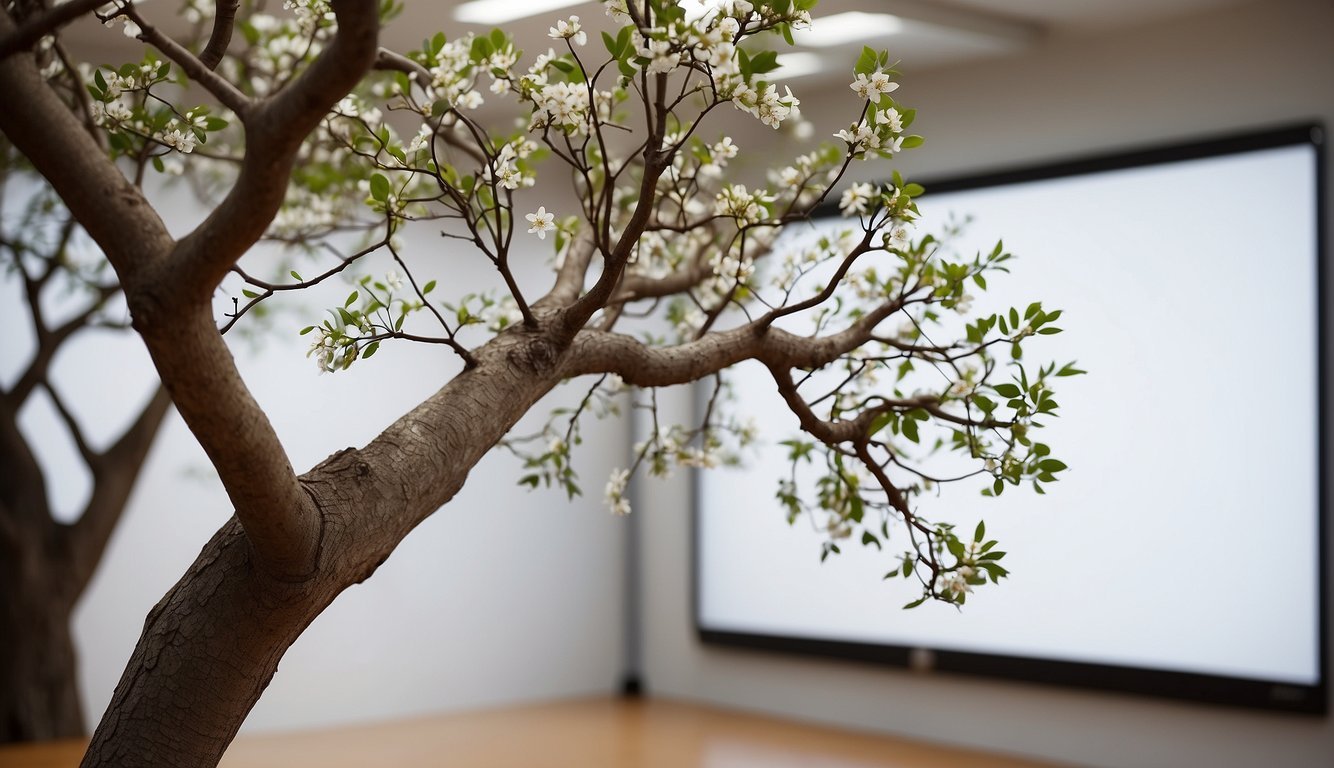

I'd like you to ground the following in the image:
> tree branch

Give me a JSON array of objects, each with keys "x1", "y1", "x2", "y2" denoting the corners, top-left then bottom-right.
[
  {"x1": 0, "y1": 9, "x2": 174, "y2": 284},
  {"x1": 40, "y1": 380, "x2": 98, "y2": 467},
  {"x1": 560, "y1": 297, "x2": 906, "y2": 386},
  {"x1": 534, "y1": 230, "x2": 597, "y2": 310},
  {"x1": 199, "y1": 0, "x2": 240, "y2": 70},
  {"x1": 0, "y1": 0, "x2": 105, "y2": 61},
  {"x1": 122, "y1": 4, "x2": 250, "y2": 116},
  {"x1": 139, "y1": 303, "x2": 321, "y2": 578},
  {"x1": 169, "y1": 0, "x2": 380, "y2": 298}
]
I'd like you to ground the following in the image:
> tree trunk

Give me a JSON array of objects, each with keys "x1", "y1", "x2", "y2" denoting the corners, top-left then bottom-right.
[
  {"x1": 79, "y1": 520, "x2": 340, "y2": 767},
  {"x1": 0, "y1": 557, "x2": 84, "y2": 742},
  {"x1": 81, "y1": 333, "x2": 571, "y2": 767}
]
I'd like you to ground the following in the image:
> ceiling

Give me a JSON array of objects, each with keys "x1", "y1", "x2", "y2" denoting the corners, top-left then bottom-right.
[
  {"x1": 382, "y1": 0, "x2": 1257, "y2": 77},
  {"x1": 60, "y1": 0, "x2": 1257, "y2": 81}
]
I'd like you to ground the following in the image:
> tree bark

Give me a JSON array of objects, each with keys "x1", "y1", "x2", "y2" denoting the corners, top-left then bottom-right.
[{"x1": 80, "y1": 329, "x2": 571, "y2": 767}]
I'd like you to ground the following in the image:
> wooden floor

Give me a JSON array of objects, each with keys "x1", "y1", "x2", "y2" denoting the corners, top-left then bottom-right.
[{"x1": 0, "y1": 697, "x2": 1061, "y2": 768}]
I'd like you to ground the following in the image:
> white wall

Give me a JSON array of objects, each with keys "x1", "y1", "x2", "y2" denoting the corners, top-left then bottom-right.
[
  {"x1": 2, "y1": 177, "x2": 629, "y2": 734},
  {"x1": 638, "y1": 1, "x2": 1334, "y2": 766}
]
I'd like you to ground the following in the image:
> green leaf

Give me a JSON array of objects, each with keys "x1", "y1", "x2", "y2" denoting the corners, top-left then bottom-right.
[
  {"x1": 861, "y1": 531, "x2": 881, "y2": 550},
  {"x1": 993, "y1": 383, "x2": 1022, "y2": 398},
  {"x1": 902, "y1": 416, "x2": 919, "y2": 443},
  {"x1": 903, "y1": 596, "x2": 927, "y2": 609},
  {"x1": 973, "y1": 520, "x2": 985, "y2": 542},
  {"x1": 1038, "y1": 459, "x2": 1068, "y2": 473},
  {"x1": 361, "y1": 341, "x2": 380, "y2": 359},
  {"x1": 902, "y1": 182, "x2": 925, "y2": 197},
  {"x1": 900, "y1": 135, "x2": 924, "y2": 149},
  {"x1": 344, "y1": 290, "x2": 359, "y2": 308},
  {"x1": 369, "y1": 173, "x2": 390, "y2": 202},
  {"x1": 749, "y1": 50, "x2": 779, "y2": 74},
  {"x1": 290, "y1": 270, "x2": 303, "y2": 281},
  {"x1": 422, "y1": 279, "x2": 436, "y2": 294},
  {"x1": 855, "y1": 46, "x2": 878, "y2": 75}
]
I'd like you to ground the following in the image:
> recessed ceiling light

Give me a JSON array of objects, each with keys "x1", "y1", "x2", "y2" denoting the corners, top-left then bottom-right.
[
  {"x1": 773, "y1": 52, "x2": 824, "y2": 80},
  {"x1": 453, "y1": 0, "x2": 586, "y2": 25},
  {"x1": 796, "y1": 11, "x2": 903, "y2": 48}
]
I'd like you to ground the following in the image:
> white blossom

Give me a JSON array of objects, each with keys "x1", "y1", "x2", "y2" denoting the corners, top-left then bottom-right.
[
  {"x1": 159, "y1": 128, "x2": 197, "y2": 154},
  {"x1": 460, "y1": 90, "x2": 486, "y2": 110},
  {"x1": 850, "y1": 70, "x2": 899, "y2": 101},
  {"x1": 604, "y1": 468, "x2": 631, "y2": 516},
  {"x1": 604, "y1": 0, "x2": 630, "y2": 24},
  {"x1": 549, "y1": 16, "x2": 587, "y2": 46},
  {"x1": 482, "y1": 296, "x2": 524, "y2": 331},
  {"x1": 876, "y1": 106, "x2": 904, "y2": 133},
  {"x1": 886, "y1": 225, "x2": 910, "y2": 250},
  {"x1": 712, "y1": 136, "x2": 739, "y2": 160},
  {"x1": 839, "y1": 182, "x2": 875, "y2": 216},
  {"x1": 640, "y1": 38, "x2": 680, "y2": 74},
  {"x1": 525, "y1": 206, "x2": 556, "y2": 239}
]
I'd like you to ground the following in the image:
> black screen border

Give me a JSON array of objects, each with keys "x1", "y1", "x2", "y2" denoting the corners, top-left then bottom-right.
[{"x1": 693, "y1": 123, "x2": 1329, "y2": 715}]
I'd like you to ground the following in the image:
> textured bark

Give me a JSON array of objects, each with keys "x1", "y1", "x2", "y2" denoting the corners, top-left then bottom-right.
[{"x1": 81, "y1": 329, "x2": 571, "y2": 767}]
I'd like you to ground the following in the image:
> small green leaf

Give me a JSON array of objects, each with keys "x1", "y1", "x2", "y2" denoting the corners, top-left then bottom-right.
[{"x1": 369, "y1": 173, "x2": 390, "y2": 202}]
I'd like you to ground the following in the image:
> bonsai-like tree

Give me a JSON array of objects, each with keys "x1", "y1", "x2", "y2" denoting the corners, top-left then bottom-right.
[{"x1": 0, "y1": 0, "x2": 1079, "y2": 763}]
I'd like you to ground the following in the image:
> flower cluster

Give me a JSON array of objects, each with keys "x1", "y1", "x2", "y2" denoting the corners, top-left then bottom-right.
[
  {"x1": 603, "y1": 468, "x2": 631, "y2": 516},
  {"x1": 714, "y1": 184, "x2": 771, "y2": 225},
  {"x1": 85, "y1": 58, "x2": 228, "y2": 163}
]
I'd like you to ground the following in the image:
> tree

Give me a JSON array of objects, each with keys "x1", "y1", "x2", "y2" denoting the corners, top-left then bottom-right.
[
  {"x1": 0, "y1": 0, "x2": 1080, "y2": 764},
  {"x1": 0, "y1": 64, "x2": 173, "y2": 744}
]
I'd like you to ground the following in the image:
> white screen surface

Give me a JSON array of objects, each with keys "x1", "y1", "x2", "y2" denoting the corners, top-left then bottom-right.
[{"x1": 698, "y1": 143, "x2": 1321, "y2": 686}]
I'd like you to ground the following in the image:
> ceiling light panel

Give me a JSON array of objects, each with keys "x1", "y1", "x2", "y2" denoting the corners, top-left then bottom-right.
[
  {"x1": 453, "y1": 0, "x2": 586, "y2": 25},
  {"x1": 796, "y1": 11, "x2": 903, "y2": 48}
]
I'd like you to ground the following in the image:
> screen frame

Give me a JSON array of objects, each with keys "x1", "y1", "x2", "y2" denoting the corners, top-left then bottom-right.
[{"x1": 692, "y1": 123, "x2": 1329, "y2": 715}]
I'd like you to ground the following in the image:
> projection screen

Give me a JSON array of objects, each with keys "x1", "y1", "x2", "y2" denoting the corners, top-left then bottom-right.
[{"x1": 695, "y1": 125, "x2": 1326, "y2": 712}]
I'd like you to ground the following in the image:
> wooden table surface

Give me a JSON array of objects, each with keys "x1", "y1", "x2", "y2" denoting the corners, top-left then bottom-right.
[{"x1": 0, "y1": 697, "x2": 1062, "y2": 768}]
